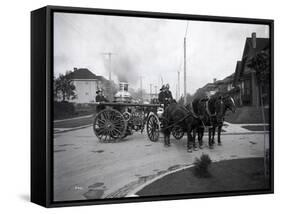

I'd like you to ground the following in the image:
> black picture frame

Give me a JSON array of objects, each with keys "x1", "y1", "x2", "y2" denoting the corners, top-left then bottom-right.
[{"x1": 31, "y1": 5, "x2": 274, "y2": 208}]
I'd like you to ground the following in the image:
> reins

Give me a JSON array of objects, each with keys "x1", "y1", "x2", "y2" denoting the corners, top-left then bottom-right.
[{"x1": 161, "y1": 111, "x2": 193, "y2": 131}]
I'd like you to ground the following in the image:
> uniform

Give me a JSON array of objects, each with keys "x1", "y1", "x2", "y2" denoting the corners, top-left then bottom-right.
[{"x1": 96, "y1": 92, "x2": 109, "y2": 112}]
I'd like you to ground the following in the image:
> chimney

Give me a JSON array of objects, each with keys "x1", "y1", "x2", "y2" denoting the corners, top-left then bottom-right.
[
  {"x1": 213, "y1": 78, "x2": 217, "y2": 83},
  {"x1": 252, "y1": 32, "x2": 256, "y2": 49},
  {"x1": 74, "y1": 67, "x2": 78, "y2": 71}
]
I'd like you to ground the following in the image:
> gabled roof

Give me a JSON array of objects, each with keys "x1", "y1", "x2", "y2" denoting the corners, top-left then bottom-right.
[
  {"x1": 215, "y1": 73, "x2": 234, "y2": 85},
  {"x1": 238, "y1": 37, "x2": 270, "y2": 80},
  {"x1": 68, "y1": 68, "x2": 98, "y2": 80},
  {"x1": 242, "y1": 38, "x2": 269, "y2": 60},
  {"x1": 233, "y1": 61, "x2": 242, "y2": 86}
]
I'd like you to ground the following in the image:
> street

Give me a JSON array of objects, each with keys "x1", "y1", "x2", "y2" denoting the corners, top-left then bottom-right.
[{"x1": 53, "y1": 124, "x2": 269, "y2": 201}]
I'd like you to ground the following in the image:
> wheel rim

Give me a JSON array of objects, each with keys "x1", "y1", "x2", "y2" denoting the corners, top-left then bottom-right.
[
  {"x1": 172, "y1": 125, "x2": 184, "y2": 140},
  {"x1": 147, "y1": 114, "x2": 160, "y2": 142},
  {"x1": 93, "y1": 109, "x2": 126, "y2": 142}
]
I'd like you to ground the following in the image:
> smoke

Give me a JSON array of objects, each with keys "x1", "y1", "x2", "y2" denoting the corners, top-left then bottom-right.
[
  {"x1": 101, "y1": 17, "x2": 165, "y2": 84},
  {"x1": 113, "y1": 54, "x2": 139, "y2": 83}
]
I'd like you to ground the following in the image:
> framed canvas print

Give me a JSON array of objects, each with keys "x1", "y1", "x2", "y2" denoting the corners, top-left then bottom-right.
[{"x1": 31, "y1": 5, "x2": 274, "y2": 207}]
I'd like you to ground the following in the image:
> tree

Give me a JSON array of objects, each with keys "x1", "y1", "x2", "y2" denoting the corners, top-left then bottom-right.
[
  {"x1": 54, "y1": 71, "x2": 76, "y2": 102},
  {"x1": 248, "y1": 50, "x2": 270, "y2": 84},
  {"x1": 248, "y1": 50, "x2": 270, "y2": 178}
]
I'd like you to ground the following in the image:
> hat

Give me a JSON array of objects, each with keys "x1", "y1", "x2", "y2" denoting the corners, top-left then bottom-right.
[
  {"x1": 96, "y1": 89, "x2": 102, "y2": 94},
  {"x1": 160, "y1": 85, "x2": 166, "y2": 91}
]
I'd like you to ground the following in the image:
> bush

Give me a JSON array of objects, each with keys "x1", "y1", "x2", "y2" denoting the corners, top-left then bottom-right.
[
  {"x1": 193, "y1": 154, "x2": 212, "y2": 178},
  {"x1": 54, "y1": 101, "x2": 75, "y2": 120}
]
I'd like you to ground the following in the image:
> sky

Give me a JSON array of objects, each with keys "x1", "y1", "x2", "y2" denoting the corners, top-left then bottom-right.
[{"x1": 54, "y1": 12, "x2": 269, "y2": 96}]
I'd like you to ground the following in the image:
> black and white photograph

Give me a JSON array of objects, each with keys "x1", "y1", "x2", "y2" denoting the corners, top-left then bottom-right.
[{"x1": 52, "y1": 11, "x2": 272, "y2": 202}]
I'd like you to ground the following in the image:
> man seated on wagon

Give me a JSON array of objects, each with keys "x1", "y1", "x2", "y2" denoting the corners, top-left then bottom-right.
[
  {"x1": 95, "y1": 88, "x2": 109, "y2": 112},
  {"x1": 164, "y1": 84, "x2": 173, "y2": 101},
  {"x1": 158, "y1": 85, "x2": 166, "y2": 106},
  {"x1": 159, "y1": 84, "x2": 174, "y2": 108}
]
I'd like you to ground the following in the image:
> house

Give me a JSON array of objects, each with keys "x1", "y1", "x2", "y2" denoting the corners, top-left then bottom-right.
[
  {"x1": 68, "y1": 68, "x2": 113, "y2": 103},
  {"x1": 193, "y1": 81, "x2": 218, "y2": 99},
  {"x1": 215, "y1": 74, "x2": 235, "y2": 93},
  {"x1": 233, "y1": 33, "x2": 270, "y2": 106}
]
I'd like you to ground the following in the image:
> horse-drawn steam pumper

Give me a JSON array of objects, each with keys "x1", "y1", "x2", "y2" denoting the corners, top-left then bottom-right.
[{"x1": 92, "y1": 82, "x2": 162, "y2": 142}]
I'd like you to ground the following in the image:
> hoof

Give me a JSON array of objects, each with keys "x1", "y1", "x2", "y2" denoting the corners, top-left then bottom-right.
[
  {"x1": 209, "y1": 145, "x2": 214, "y2": 149},
  {"x1": 199, "y1": 145, "x2": 203, "y2": 149},
  {"x1": 218, "y1": 142, "x2": 222, "y2": 146},
  {"x1": 194, "y1": 147, "x2": 198, "y2": 151},
  {"x1": 187, "y1": 148, "x2": 192, "y2": 153}
]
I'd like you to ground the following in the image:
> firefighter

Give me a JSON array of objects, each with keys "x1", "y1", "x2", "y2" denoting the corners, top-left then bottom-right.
[
  {"x1": 163, "y1": 84, "x2": 173, "y2": 108},
  {"x1": 158, "y1": 85, "x2": 166, "y2": 107},
  {"x1": 95, "y1": 89, "x2": 108, "y2": 112},
  {"x1": 165, "y1": 84, "x2": 173, "y2": 101},
  {"x1": 95, "y1": 89, "x2": 109, "y2": 102}
]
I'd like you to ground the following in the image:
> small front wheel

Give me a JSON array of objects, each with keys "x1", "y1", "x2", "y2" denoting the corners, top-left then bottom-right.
[
  {"x1": 147, "y1": 113, "x2": 160, "y2": 142},
  {"x1": 172, "y1": 125, "x2": 184, "y2": 140}
]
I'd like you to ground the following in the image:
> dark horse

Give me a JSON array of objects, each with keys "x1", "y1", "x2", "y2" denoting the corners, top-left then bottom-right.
[
  {"x1": 192, "y1": 94, "x2": 236, "y2": 148},
  {"x1": 161, "y1": 102, "x2": 201, "y2": 152}
]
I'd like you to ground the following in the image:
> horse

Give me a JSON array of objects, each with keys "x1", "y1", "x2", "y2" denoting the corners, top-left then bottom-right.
[
  {"x1": 161, "y1": 102, "x2": 200, "y2": 152},
  {"x1": 207, "y1": 94, "x2": 236, "y2": 147},
  {"x1": 191, "y1": 97, "x2": 209, "y2": 148},
  {"x1": 192, "y1": 94, "x2": 236, "y2": 148}
]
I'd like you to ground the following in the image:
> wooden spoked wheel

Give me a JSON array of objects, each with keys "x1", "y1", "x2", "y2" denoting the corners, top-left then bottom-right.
[
  {"x1": 146, "y1": 113, "x2": 160, "y2": 142},
  {"x1": 93, "y1": 109, "x2": 127, "y2": 142},
  {"x1": 172, "y1": 125, "x2": 184, "y2": 140}
]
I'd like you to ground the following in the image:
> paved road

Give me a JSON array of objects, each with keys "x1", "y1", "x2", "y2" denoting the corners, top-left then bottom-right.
[{"x1": 53, "y1": 125, "x2": 269, "y2": 202}]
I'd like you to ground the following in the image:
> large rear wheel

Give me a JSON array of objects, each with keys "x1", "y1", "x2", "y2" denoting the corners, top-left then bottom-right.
[{"x1": 93, "y1": 109, "x2": 127, "y2": 142}]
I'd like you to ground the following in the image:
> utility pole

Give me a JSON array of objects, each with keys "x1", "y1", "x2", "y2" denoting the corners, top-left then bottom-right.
[
  {"x1": 150, "y1": 84, "x2": 152, "y2": 101},
  {"x1": 184, "y1": 37, "x2": 187, "y2": 98},
  {"x1": 178, "y1": 70, "x2": 180, "y2": 100},
  {"x1": 101, "y1": 52, "x2": 115, "y2": 101},
  {"x1": 101, "y1": 52, "x2": 115, "y2": 81},
  {"x1": 160, "y1": 76, "x2": 164, "y2": 86},
  {"x1": 140, "y1": 75, "x2": 143, "y2": 103}
]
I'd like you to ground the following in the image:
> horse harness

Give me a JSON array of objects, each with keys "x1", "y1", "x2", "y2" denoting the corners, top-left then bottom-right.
[{"x1": 160, "y1": 109, "x2": 195, "y2": 131}]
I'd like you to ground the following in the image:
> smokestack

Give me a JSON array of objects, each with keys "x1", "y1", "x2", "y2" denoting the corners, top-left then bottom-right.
[{"x1": 252, "y1": 32, "x2": 257, "y2": 49}]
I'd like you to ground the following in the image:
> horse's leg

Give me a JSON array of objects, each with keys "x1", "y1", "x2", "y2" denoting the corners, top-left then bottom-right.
[
  {"x1": 187, "y1": 130, "x2": 193, "y2": 153},
  {"x1": 193, "y1": 128, "x2": 198, "y2": 151},
  {"x1": 218, "y1": 124, "x2": 222, "y2": 145},
  {"x1": 208, "y1": 127, "x2": 213, "y2": 148},
  {"x1": 193, "y1": 129, "x2": 196, "y2": 143},
  {"x1": 164, "y1": 129, "x2": 171, "y2": 147},
  {"x1": 212, "y1": 126, "x2": 216, "y2": 145},
  {"x1": 198, "y1": 127, "x2": 204, "y2": 149}
]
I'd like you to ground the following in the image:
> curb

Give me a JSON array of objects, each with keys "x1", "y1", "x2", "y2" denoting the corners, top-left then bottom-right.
[
  {"x1": 125, "y1": 156, "x2": 262, "y2": 197},
  {"x1": 126, "y1": 164, "x2": 195, "y2": 197}
]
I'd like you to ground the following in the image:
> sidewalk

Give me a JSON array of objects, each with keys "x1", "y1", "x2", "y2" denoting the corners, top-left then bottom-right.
[
  {"x1": 54, "y1": 121, "x2": 270, "y2": 135},
  {"x1": 223, "y1": 122, "x2": 269, "y2": 134}
]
